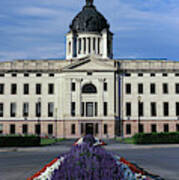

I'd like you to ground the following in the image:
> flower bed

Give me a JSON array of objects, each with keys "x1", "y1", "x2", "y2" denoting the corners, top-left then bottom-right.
[{"x1": 28, "y1": 135, "x2": 162, "y2": 180}]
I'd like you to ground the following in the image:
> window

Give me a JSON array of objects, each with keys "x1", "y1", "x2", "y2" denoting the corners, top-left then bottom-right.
[
  {"x1": 36, "y1": 102, "x2": 41, "y2": 117},
  {"x1": 23, "y1": 103, "x2": 29, "y2": 117},
  {"x1": 138, "y1": 84, "x2": 143, "y2": 94},
  {"x1": 150, "y1": 73, "x2": 155, "y2": 77},
  {"x1": 139, "y1": 124, "x2": 144, "y2": 133},
  {"x1": 176, "y1": 124, "x2": 179, "y2": 132},
  {"x1": 0, "y1": 124, "x2": 3, "y2": 134},
  {"x1": 10, "y1": 124, "x2": 15, "y2": 134},
  {"x1": 81, "y1": 102, "x2": 84, "y2": 117},
  {"x1": 22, "y1": 124, "x2": 28, "y2": 134},
  {"x1": 81, "y1": 123, "x2": 84, "y2": 134},
  {"x1": 176, "y1": 103, "x2": 179, "y2": 116},
  {"x1": 104, "y1": 82, "x2": 107, "y2": 91},
  {"x1": 126, "y1": 124, "x2": 131, "y2": 135},
  {"x1": 12, "y1": 73, "x2": 17, "y2": 77},
  {"x1": 175, "y1": 73, "x2": 179, "y2": 77},
  {"x1": 125, "y1": 73, "x2": 131, "y2": 77},
  {"x1": 48, "y1": 124, "x2": 53, "y2": 135},
  {"x1": 0, "y1": 84, "x2": 4, "y2": 94},
  {"x1": 48, "y1": 84, "x2": 54, "y2": 94},
  {"x1": 151, "y1": 102, "x2": 157, "y2": 116},
  {"x1": 71, "y1": 82, "x2": 76, "y2": 91},
  {"x1": 36, "y1": 84, "x2": 41, "y2": 94},
  {"x1": 104, "y1": 102, "x2": 108, "y2": 116},
  {"x1": 24, "y1": 73, "x2": 29, "y2": 77},
  {"x1": 71, "y1": 102, "x2": 75, "y2": 116},
  {"x1": 95, "y1": 123, "x2": 99, "y2": 134},
  {"x1": 138, "y1": 73, "x2": 143, "y2": 77},
  {"x1": 10, "y1": 103, "x2": 16, "y2": 117},
  {"x1": 138, "y1": 102, "x2": 143, "y2": 117},
  {"x1": 49, "y1": 73, "x2": 54, "y2": 77},
  {"x1": 163, "y1": 83, "x2": 168, "y2": 94},
  {"x1": 163, "y1": 102, "x2": 169, "y2": 116},
  {"x1": 71, "y1": 124, "x2": 75, "y2": 135},
  {"x1": 11, "y1": 84, "x2": 17, "y2": 94},
  {"x1": 82, "y1": 84, "x2": 97, "y2": 94},
  {"x1": 164, "y1": 124, "x2": 169, "y2": 132},
  {"x1": 126, "y1": 84, "x2": 131, "y2": 94},
  {"x1": 0, "y1": 74, "x2": 4, "y2": 77},
  {"x1": 176, "y1": 84, "x2": 179, "y2": 94},
  {"x1": 48, "y1": 103, "x2": 54, "y2": 117},
  {"x1": 36, "y1": 73, "x2": 42, "y2": 77},
  {"x1": 151, "y1": 124, "x2": 157, "y2": 133},
  {"x1": 95, "y1": 102, "x2": 98, "y2": 116},
  {"x1": 24, "y1": 84, "x2": 29, "y2": 95},
  {"x1": 87, "y1": 72, "x2": 92, "y2": 76},
  {"x1": 126, "y1": 102, "x2": 131, "y2": 116},
  {"x1": 162, "y1": 73, "x2": 168, "y2": 77},
  {"x1": 104, "y1": 124, "x2": 108, "y2": 134},
  {"x1": 150, "y1": 83, "x2": 156, "y2": 94},
  {"x1": 86, "y1": 102, "x2": 93, "y2": 117},
  {"x1": 35, "y1": 124, "x2": 41, "y2": 135},
  {"x1": 0, "y1": 103, "x2": 3, "y2": 117}
]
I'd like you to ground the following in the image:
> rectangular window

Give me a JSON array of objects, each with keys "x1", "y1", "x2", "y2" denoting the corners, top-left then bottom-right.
[
  {"x1": 0, "y1": 74, "x2": 4, "y2": 77},
  {"x1": 138, "y1": 102, "x2": 143, "y2": 117},
  {"x1": 48, "y1": 103, "x2": 54, "y2": 117},
  {"x1": 104, "y1": 102, "x2": 108, "y2": 116},
  {"x1": 164, "y1": 124, "x2": 169, "y2": 132},
  {"x1": 23, "y1": 103, "x2": 29, "y2": 117},
  {"x1": 12, "y1": 73, "x2": 17, "y2": 77},
  {"x1": 150, "y1": 73, "x2": 155, "y2": 77},
  {"x1": 163, "y1": 102, "x2": 169, "y2": 116},
  {"x1": 126, "y1": 84, "x2": 131, "y2": 94},
  {"x1": 138, "y1": 73, "x2": 143, "y2": 77},
  {"x1": 48, "y1": 124, "x2": 53, "y2": 135},
  {"x1": 0, "y1": 84, "x2": 4, "y2": 94},
  {"x1": 36, "y1": 73, "x2": 42, "y2": 77},
  {"x1": 0, "y1": 103, "x2": 3, "y2": 117},
  {"x1": 126, "y1": 124, "x2": 131, "y2": 135},
  {"x1": 10, "y1": 103, "x2": 16, "y2": 117},
  {"x1": 175, "y1": 73, "x2": 179, "y2": 76},
  {"x1": 49, "y1": 73, "x2": 54, "y2": 77},
  {"x1": 95, "y1": 102, "x2": 98, "y2": 116},
  {"x1": 81, "y1": 102, "x2": 84, "y2": 117},
  {"x1": 71, "y1": 102, "x2": 76, "y2": 116},
  {"x1": 151, "y1": 124, "x2": 157, "y2": 133},
  {"x1": 48, "y1": 84, "x2": 54, "y2": 94},
  {"x1": 139, "y1": 124, "x2": 144, "y2": 133},
  {"x1": 81, "y1": 123, "x2": 84, "y2": 134},
  {"x1": 24, "y1": 84, "x2": 29, "y2": 95},
  {"x1": 0, "y1": 124, "x2": 3, "y2": 134},
  {"x1": 36, "y1": 102, "x2": 41, "y2": 117},
  {"x1": 163, "y1": 83, "x2": 168, "y2": 94},
  {"x1": 95, "y1": 123, "x2": 99, "y2": 134},
  {"x1": 104, "y1": 124, "x2": 108, "y2": 134},
  {"x1": 176, "y1": 84, "x2": 179, "y2": 94},
  {"x1": 36, "y1": 84, "x2": 41, "y2": 94},
  {"x1": 86, "y1": 102, "x2": 93, "y2": 117},
  {"x1": 35, "y1": 124, "x2": 41, "y2": 135},
  {"x1": 87, "y1": 72, "x2": 92, "y2": 76},
  {"x1": 24, "y1": 73, "x2": 29, "y2": 77},
  {"x1": 126, "y1": 102, "x2": 131, "y2": 116},
  {"x1": 71, "y1": 124, "x2": 75, "y2": 135},
  {"x1": 151, "y1": 102, "x2": 157, "y2": 117},
  {"x1": 162, "y1": 73, "x2": 168, "y2": 77},
  {"x1": 10, "y1": 124, "x2": 15, "y2": 134},
  {"x1": 138, "y1": 83, "x2": 143, "y2": 94},
  {"x1": 125, "y1": 73, "x2": 131, "y2": 77},
  {"x1": 71, "y1": 82, "x2": 76, "y2": 91},
  {"x1": 104, "y1": 82, "x2": 107, "y2": 91},
  {"x1": 11, "y1": 84, "x2": 17, "y2": 95},
  {"x1": 22, "y1": 124, "x2": 28, "y2": 134},
  {"x1": 176, "y1": 102, "x2": 179, "y2": 116},
  {"x1": 150, "y1": 83, "x2": 156, "y2": 94},
  {"x1": 176, "y1": 124, "x2": 179, "y2": 132}
]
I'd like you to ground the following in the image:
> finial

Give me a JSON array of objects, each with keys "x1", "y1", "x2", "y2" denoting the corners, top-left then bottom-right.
[{"x1": 86, "y1": 0, "x2": 93, "y2": 6}]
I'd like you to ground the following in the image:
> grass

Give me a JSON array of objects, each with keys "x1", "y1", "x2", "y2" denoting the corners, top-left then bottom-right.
[
  {"x1": 40, "y1": 138, "x2": 64, "y2": 146},
  {"x1": 115, "y1": 137, "x2": 134, "y2": 144}
]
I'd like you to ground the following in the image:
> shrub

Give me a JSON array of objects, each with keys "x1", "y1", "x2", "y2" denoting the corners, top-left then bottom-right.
[{"x1": 133, "y1": 132, "x2": 179, "y2": 144}]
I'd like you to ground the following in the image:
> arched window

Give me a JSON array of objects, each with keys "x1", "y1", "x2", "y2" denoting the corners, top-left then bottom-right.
[{"x1": 82, "y1": 84, "x2": 97, "y2": 94}]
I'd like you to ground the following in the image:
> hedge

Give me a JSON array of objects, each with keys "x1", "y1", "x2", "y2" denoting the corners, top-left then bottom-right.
[
  {"x1": 133, "y1": 132, "x2": 179, "y2": 144},
  {"x1": 0, "y1": 135, "x2": 40, "y2": 147}
]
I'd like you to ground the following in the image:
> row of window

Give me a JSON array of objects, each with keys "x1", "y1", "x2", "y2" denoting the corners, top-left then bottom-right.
[
  {"x1": 0, "y1": 73, "x2": 55, "y2": 77},
  {"x1": 124, "y1": 73, "x2": 179, "y2": 77},
  {"x1": 71, "y1": 102, "x2": 108, "y2": 117},
  {"x1": 126, "y1": 123, "x2": 179, "y2": 135},
  {"x1": 0, "y1": 102, "x2": 54, "y2": 117},
  {"x1": 125, "y1": 83, "x2": 179, "y2": 94},
  {"x1": 126, "y1": 102, "x2": 179, "y2": 117},
  {"x1": 0, "y1": 83, "x2": 54, "y2": 95}
]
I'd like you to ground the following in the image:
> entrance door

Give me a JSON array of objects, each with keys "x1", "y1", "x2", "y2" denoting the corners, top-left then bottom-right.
[{"x1": 85, "y1": 123, "x2": 94, "y2": 135}]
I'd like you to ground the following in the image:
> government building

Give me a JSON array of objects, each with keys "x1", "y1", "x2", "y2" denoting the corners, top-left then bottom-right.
[{"x1": 0, "y1": 0, "x2": 179, "y2": 138}]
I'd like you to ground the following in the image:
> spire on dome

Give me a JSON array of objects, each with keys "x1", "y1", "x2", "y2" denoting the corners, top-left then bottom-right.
[{"x1": 86, "y1": 0, "x2": 94, "y2": 6}]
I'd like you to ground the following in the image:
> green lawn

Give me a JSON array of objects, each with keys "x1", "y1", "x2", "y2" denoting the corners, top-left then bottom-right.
[
  {"x1": 40, "y1": 138, "x2": 64, "y2": 146},
  {"x1": 116, "y1": 137, "x2": 134, "y2": 144}
]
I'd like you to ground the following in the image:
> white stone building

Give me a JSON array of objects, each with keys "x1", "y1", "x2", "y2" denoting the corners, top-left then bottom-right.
[{"x1": 0, "y1": 0, "x2": 179, "y2": 138}]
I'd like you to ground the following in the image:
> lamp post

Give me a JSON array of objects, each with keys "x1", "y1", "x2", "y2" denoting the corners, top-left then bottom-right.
[
  {"x1": 37, "y1": 97, "x2": 41, "y2": 138},
  {"x1": 138, "y1": 96, "x2": 141, "y2": 133}
]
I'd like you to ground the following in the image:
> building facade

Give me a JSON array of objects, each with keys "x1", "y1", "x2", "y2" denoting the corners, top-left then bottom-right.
[{"x1": 0, "y1": 0, "x2": 179, "y2": 138}]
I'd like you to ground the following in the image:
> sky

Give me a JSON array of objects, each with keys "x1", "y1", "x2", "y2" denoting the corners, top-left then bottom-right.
[{"x1": 0, "y1": 0, "x2": 179, "y2": 61}]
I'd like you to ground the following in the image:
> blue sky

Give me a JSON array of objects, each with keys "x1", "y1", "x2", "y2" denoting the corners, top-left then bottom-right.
[{"x1": 0, "y1": 0, "x2": 179, "y2": 61}]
